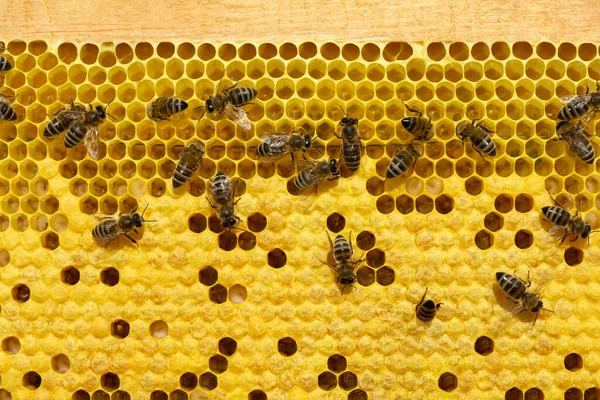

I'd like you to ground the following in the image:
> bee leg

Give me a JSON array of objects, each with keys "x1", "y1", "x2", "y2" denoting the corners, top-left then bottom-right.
[
  {"x1": 301, "y1": 150, "x2": 308, "y2": 161},
  {"x1": 570, "y1": 234, "x2": 579, "y2": 242},
  {"x1": 123, "y1": 233, "x2": 138, "y2": 246},
  {"x1": 526, "y1": 271, "x2": 531, "y2": 287},
  {"x1": 506, "y1": 297, "x2": 519, "y2": 305},
  {"x1": 290, "y1": 152, "x2": 296, "y2": 169},
  {"x1": 560, "y1": 229, "x2": 569, "y2": 245},
  {"x1": 327, "y1": 176, "x2": 340, "y2": 182},
  {"x1": 402, "y1": 101, "x2": 423, "y2": 117},
  {"x1": 472, "y1": 145, "x2": 486, "y2": 161},
  {"x1": 416, "y1": 288, "x2": 428, "y2": 311},
  {"x1": 206, "y1": 197, "x2": 217, "y2": 209},
  {"x1": 435, "y1": 302, "x2": 443, "y2": 310}
]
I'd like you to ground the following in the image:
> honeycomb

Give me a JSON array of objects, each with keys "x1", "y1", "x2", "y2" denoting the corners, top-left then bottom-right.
[{"x1": 0, "y1": 39, "x2": 600, "y2": 399}]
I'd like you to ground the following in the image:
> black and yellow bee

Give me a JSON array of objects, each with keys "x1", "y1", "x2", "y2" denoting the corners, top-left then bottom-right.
[{"x1": 415, "y1": 287, "x2": 442, "y2": 322}]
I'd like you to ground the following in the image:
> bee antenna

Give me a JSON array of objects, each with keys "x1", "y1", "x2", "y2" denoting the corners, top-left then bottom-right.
[
  {"x1": 140, "y1": 203, "x2": 150, "y2": 218},
  {"x1": 194, "y1": 106, "x2": 206, "y2": 120},
  {"x1": 338, "y1": 105, "x2": 347, "y2": 116}
]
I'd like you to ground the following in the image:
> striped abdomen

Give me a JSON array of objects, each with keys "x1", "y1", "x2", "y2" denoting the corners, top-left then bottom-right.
[
  {"x1": 471, "y1": 134, "x2": 496, "y2": 156},
  {"x1": 173, "y1": 142, "x2": 204, "y2": 188},
  {"x1": 227, "y1": 87, "x2": 257, "y2": 106},
  {"x1": 148, "y1": 97, "x2": 188, "y2": 120},
  {"x1": 333, "y1": 235, "x2": 352, "y2": 262},
  {"x1": 45, "y1": 114, "x2": 74, "y2": 137},
  {"x1": 64, "y1": 120, "x2": 87, "y2": 148},
  {"x1": 173, "y1": 162, "x2": 197, "y2": 188},
  {"x1": 293, "y1": 167, "x2": 317, "y2": 191},
  {"x1": 570, "y1": 136, "x2": 595, "y2": 164},
  {"x1": 0, "y1": 56, "x2": 11, "y2": 71},
  {"x1": 0, "y1": 102, "x2": 16, "y2": 121},
  {"x1": 496, "y1": 272, "x2": 527, "y2": 301},
  {"x1": 342, "y1": 126, "x2": 361, "y2": 171},
  {"x1": 416, "y1": 300, "x2": 439, "y2": 321},
  {"x1": 257, "y1": 142, "x2": 284, "y2": 157},
  {"x1": 92, "y1": 220, "x2": 120, "y2": 241},
  {"x1": 542, "y1": 206, "x2": 570, "y2": 227},
  {"x1": 211, "y1": 173, "x2": 232, "y2": 205},
  {"x1": 402, "y1": 116, "x2": 433, "y2": 140},
  {"x1": 558, "y1": 99, "x2": 590, "y2": 121},
  {"x1": 386, "y1": 151, "x2": 413, "y2": 179}
]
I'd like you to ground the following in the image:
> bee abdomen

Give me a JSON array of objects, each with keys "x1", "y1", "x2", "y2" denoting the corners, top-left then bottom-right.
[
  {"x1": 256, "y1": 142, "x2": 285, "y2": 158},
  {"x1": 558, "y1": 101, "x2": 590, "y2": 121},
  {"x1": 169, "y1": 98, "x2": 188, "y2": 115},
  {"x1": 473, "y1": 136, "x2": 496, "y2": 156},
  {"x1": 496, "y1": 272, "x2": 527, "y2": 301},
  {"x1": 228, "y1": 87, "x2": 257, "y2": 106},
  {"x1": 172, "y1": 164, "x2": 196, "y2": 188},
  {"x1": 542, "y1": 206, "x2": 570, "y2": 226},
  {"x1": 386, "y1": 153, "x2": 411, "y2": 179},
  {"x1": 581, "y1": 147, "x2": 595, "y2": 164},
  {"x1": 0, "y1": 56, "x2": 11, "y2": 71},
  {"x1": 92, "y1": 221, "x2": 119, "y2": 240},
  {"x1": 333, "y1": 235, "x2": 352, "y2": 262},
  {"x1": 64, "y1": 122, "x2": 86, "y2": 148},
  {"x1": 0, "y1": 103, "x2": 17, "y2": 121},
  {"x1": 211, "y1": 173, "x2": 232, "y2": 204},
  {"x1": 416, "y1": 300, "x2": 438, "y2": 321},
  {"x1": 293, "y1": 169, "x2": 313, "y2": 191},
  {"x1": 44, "y1": 117, "x2": 71, "y2": 137}
]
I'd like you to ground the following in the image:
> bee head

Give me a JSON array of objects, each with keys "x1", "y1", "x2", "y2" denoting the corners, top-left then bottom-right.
[
  {"x1": 582, "y1": 224, "x2": 592, "y2": 239},
  {"x1": 132, "y1": 213, "x2": 144, "y2": 228},
  {"x1": 340, "y1": 116, "x2": 358, "y2": 126},
  {"x1": 304, "y1": 135, "x2": 312, "y2": 149},
  {"x1": 206, "y1": 98, "x2": 215, "y2": 113},
  {"x1": 329, "y1": 158, "x2": 340, "y2": 175},
  {"x1": 340, "y1": 277, "x2": 355, "y2": 285},
  {"x1": 401, "y1": 117, "x2": 412, "y2": 129},
  {"x1": 96, "y1": 105, "x2": 106, "y2": 118},
  {"x1": 532, "y1": 301, "x2": 544, "y2": 313},
  {"x1": 222, "y1": 218, "x2": 237, "y2": 229}
]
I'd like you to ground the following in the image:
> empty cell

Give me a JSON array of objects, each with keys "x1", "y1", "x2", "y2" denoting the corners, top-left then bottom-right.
[
  {"x1": 438, "y1": 372, "x2": 458, "y2": 392},
  {"x1": 209, "y1": 284, "x2": 228, "y2": 303},
  {"x1": 108, "y1": 66, "x2": 127, "y2": 85},
  {"x1": 584, "y1": 388, "x2": 599, "y2": 400},
  {"x1": 90, "y1": 178, "x2": 107, "y2": 196},
  {"x1": 445, "y1": 101, "x2": 464, "y2": 121},
  {"x1": 565, "y1": 176, "x2": 583, "y2": 194},
  {"x1": 564, "y1": 247, "x2": 583, "y2": 266},
  {"x1": 545, "y1": 60, "x2": 565, "y2": 80},
  {"x1": 515, "y1": 230, "x2": 533, "y2": 249},
  {"x1": 328, "y1": 354, "x2": 348, "y2": 372},
  {"x1": 146, "y1": 58, "x2": 164, "y2": 79},
  {"x1": 11, "y1": 214, "x2": 28, "y2": 231},
  {"x1": 209, "y1": 354, "x2": 229, "y2": 373},
  {"x1": 101, "y1": 372, "x2": 120, "y2": 391},
  {"x1": 320, "y1": 42, "x2": 340, "y2": 60},
  {"x1": 407, "y1": 59, "x2": 425, "y2": 81},
  {"x1": 436, "y1": 82, "x2": 454, "y2": 101},
  {"x1": 484, "y1": 60, "x2": 503, "y2": 80},
  {"x1": 48, "y1": 65, "x2": 67, "y2": 86},
  {"x1": 383, "y1": 41, "x2": 413, "y2": 61},
  {"x1": 475, "y1": 230, "x2": 493, "y2": 250},
  {"x1": 505, "y1": 387, "x2": 523, "y2": 400},
  {"x1": 435, "y1": 195, "x2": 454, "y2": 214},
  {"x1": 555, "y1": 157, "x2": 574, "y2": 176},
  {"x1": 339, "y1": 371, "x2": 358, "y2": 391},
  {"x1": 416, "y1": 82, "x2": 434, "y2": 101},
  {"x1": 218, "y1": 231, "x2": 237, "y2": 251},
  {"x1": 248, "y1": 390, "x2": 266, "y2": 400},
  {"x1": 564, "y1": 388, "x2": 582, "y2": 400},
  {"x1": 445, "y1": 62, "x2": 463, "y2": 82},
  {"x1": 505, "y1": 100, "x2": 524, "y2": 120},
  {"x1": 427, "y1": 42, "x2": 446, "y2": 61},
  {"x1": 376, "y1": 195, "x2": 395, "y2": 214},
  {"x1": 495, "y1": 158, "x2": 514, "y2": 177},
  {"x1": 567, "y1": 61, "x2": 587, "y2": 81},
  {"x1": 16, "y1": 53, "x2": 36, "y2": 72},
  {"x1": 79, "y1": 196, "x2": 98, "y2": 214},
  {"x1": 57, "y1": 42, "x2": 77, "y2": 63},
  {"x1": 525, "y1": 59, "x2": 544, "y2": 80},
  {"x1": 237, "y1": 231, "x2": 255, "y2": 251},
  {"x1": 23, "y1": 371, "x2": 42, "y2": 390},
  {"x1": 268, "y1": 248, "x2": 286, "y2": 268},
  {"x1": 415, "y1": 195, "x2": 433, "y2": 214},
  {"x1": 426, "y1": 64, "x2": 443, "y2": 82},
  {"x1": 514, "y1": 157, "x2": 534, "y2": 177},
  {"x1": 150, "y1": 320, "x2": 168, "y2": 338},
  {"x1": 466, "y1": 100, "x2": 485, "y2": 119},
  {"x1": 180, "y1": 372, "x2": 198, "y2": 390},
  {"x1": 455, "y1": 82, "x2": 474, "y2": 103},
  {"x1": 127, "y1": 62, "x2": 145, "y2": 82},
  {"x1": 197, "y1": 43, "x2": 216, "y2": 60},
  {"x1": 186, "y1": 60, "x2": 205, "y2": 79}
]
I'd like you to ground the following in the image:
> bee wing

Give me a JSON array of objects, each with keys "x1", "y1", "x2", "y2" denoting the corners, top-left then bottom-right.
[
  {"x1": 573, "y1": 110, "x2": 598, "y2": 132},
  {"x1": 94, "y1": 214, "x2": 119, "y2": 222},
  {"x1": 223, "y1": 104, "x2": 251, "y2": 130},
  {"x1": 560, "y1": 93, "x2": 592, "y2": 105},
  {"x1": 84, "y1": 126, "x2": 101, "y2": 160},
  {"x1": 257, "y1": 133, "x2": 294, "y2": 162},
  {"x1": 543, "y1": 225, "x2": 567, "y2": 244}
]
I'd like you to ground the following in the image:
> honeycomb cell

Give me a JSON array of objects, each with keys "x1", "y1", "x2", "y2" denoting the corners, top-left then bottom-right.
[
  {"x1": 2, "y1": 336, "x2": 20, "y2": 354},
  {"x1": 376, "y1": 195, "x2": 395, "y2": 214},
  {"x1": 376, "y1": 266, "x2": 395, "y2": 286},
  {"x1": 339, "y1": 371, "x2": 358, "y2": 391},
  {"x1": 565, "y1": 388, "x2": 582, "y2": 400},
  {"x1": 199, "y1": 372, "x2": 217, "y2": 390},
  {"x1": 248, "y1": 390, "x2": 266, "y2": 400},
  {"x1": 584, "y1": 388, "x2": 599, "y2": 400},
  {"x1": 110, "y1": 320, "x2": 130, "y2": 339},
  {"x1": 101, "y1": 267, "x2": 119, "y2": 286},
  {"x1": 61, "y1": 266, "x2": 80, "y2": 285},
  {"x1": 357, "y1": 266, "x2": 375, "y2": 286},
  {"x1": 506, "y1": 387, "x2": 523, "y2": 400},
  {"x1": 101, "y1": 372, "x2": 120, "y2": 391},
  {"x1": 218, "y1": 337, "x2": 237, "y2": 356},
  {"x1": 150, "y1": 320, "x2": 168, "y2": 338},
  {"x1": 23, "y1": 371, "x2": 42, "y2": 390},
  {"x1": 415, "y1": 195, "x2": 433, "y2": 214},
  {"x1": 267, "y1": 248, "x2": 286, "y2": 269},
  {"x1": 475, "y1": 230, "x2": 493, "y2": 250},
  {"x1": 188, "y1": 214, "x2": 207, "y2": 234},
  {"x1": 51, "y1": 353, "x2": 70, "y2": 373},
  {"x1": 396, "y1": 194, "x2": 414, "y2": 214},
  {"x1": 200, "y1": 266, "x2": 218, "y2": 286},
  {"x1": 564, "y1": 247, "x2": 583, "y2": 266},
  {"x1": 515, "y1": 230, "x2": 533, "y2": 249},
  {"x1": 218, "y1": 231, "x2": 237, "y2": 251},
  {"x1": 435, "y1": 194, "x2": 454, "y2": 214},
  {"x1": 495, "y1": 194, "x2": 514, "y2": 212},
  {"x1": 41, "y1": 231, "x2": 59, "y2": 250},
  {"x1": 438, "y1": 372, "x2": 458, "y2": 392},
  {"x1": 209, "y1": 354, "x2": 228, "y2": 373}
]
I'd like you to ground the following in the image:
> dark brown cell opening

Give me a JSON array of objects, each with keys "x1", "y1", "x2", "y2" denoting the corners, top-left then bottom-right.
[
  {"x1": 61, "y1": 266, "x2": 80, "y2": 285},
  {"x1": 209, "y1": 284, "x2": 227, "y2": 304},
  {"x1": 435, "y1": 195, "x2": 454, "y2": 214},
  {"x1": 474, "y1": 336, "x2": 494, "y2": 355},
  {"x1": 376, "y1": 266, "x2": 395, "y2": 286},
  {"x1": 268, "y1": 248, "x2": 287, "y2": 268},
  {"x1": 326, "y1": 212, "x2": 346, "y2": 233},
  {"x1": 339, "y1": 371, "x2": 358, "y2": 390},
  {"x1": 12, "y1": 283, "x2": 30, "y2": 303},
  {"x1": 366, "y1": 249, "x2": 385, "y2": 268},
  {"x1": 525, "y1": 388, "x2": 544, "y2": 400},
  {"x1": 584, "y1": 387, "x2": 599, "y2": 400},
  {"x1": 564, "y1": 247, "x2": 583, "y2": 266},
  {"x1": 366, "y1": 177, "x2": 384, "y2": 196},
  {"x1": 278, "y1": 337, "x2": 297, "y2": 356},
  {"x1": 23, "y1": 371, "x2": 42, "y2": 390},
  {"x1": 515, "y1": 230, "x2": 533, "y2": 249},
  {"x1": 72, "y1": 389, "x2": 91, "y2": 400},
  {"x1": 208, "y1": 215, "x2": 225, "y2": 233},
  {"x1": 179, "y1": 372, "x2": 198, "y2": 390},
  {"x1": 247, "y1": 213, "x2": 267, "y2": 232},
  {"x1": 101, "y1": 372, "x2": 120, "y2": 391},
  {"x1": 218, "y1": 231, "x2": 237, "y2": 251},
  {"x1": 357, "y1": 266, "x2": 375, "y2": 287},
  {"x1": 495, "y1": 194, "x2": 514, "y2": 213},
  {"x1": 505, "y1": 387, "x2": 523, "y2": 400},
  {"x1": 349, "y1": 389, "x2": 368, "y2": 400},
  {"x1": 318, "y1": 371, "x2": 337, "y2": 391},
  {"x1": 168, "y1": 390, "x2": 186, "y2": 399},
  {"x1": 209, "y1": 354, "x2": 229, "y2": 373},
  {"x1": 564, "y1": 353, "x2": 583, "y2": 371},
  {"x1": 199, "y1": 266, "x2": 218, "y2": 286},
  {"x1": 515, "y1": 194, "x2": 534, "y2": 212},
  {"x1": 376, "y1": 195, "x2": 395, "y2": 214},
  {"x1": 199, "y1": 372, "x2": 217, "y2": 390},
  {"x1": 219, "y1": 337, "x2": 237, "y2": 356},
  {"x1": 41, "y1": 231, "x2": 60, "y2": 250},
  {"x1": 356, "y1": 231, "x2": 375, "y2": 250},
  {"x1": 416, "y1": 195, "x2": 434, "y2": 214},
  {"x1": 110, "y1": 319, "x2": 130, "y2": 339},
  {"x1": 396, "y1": 195, "x2": 414, "y2": 214},
  {"x1": 248, "y1": 390, "x2": 267, "y2": 400},
  {"x1": 438, "y1": 372, "x2": 458, "y2": 392},
  {"x1": 188, "y1": 214, "x2": 207, "y2": 233},
  {"x1": 475, "y1": 230, "x2": 493, "y2": 250},
  {"x1": 327, "y1": 353, "x2": 347, "y2": 373},
  {"x1": 484, "y1": 212, "x2": 504, "y2": 232},
  {"x1": 101, "y1": 267, "x2": 119, "y2": 286},
  {"x1": 565, "y1": 387, "x2": 583, "y2": 400},
  {"x1": 238, "y1": 232, "x2": 256, "y2": 251}
]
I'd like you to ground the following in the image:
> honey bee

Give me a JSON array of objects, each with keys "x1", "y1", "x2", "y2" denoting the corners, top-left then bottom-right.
[
  {"x1": 208, "y1": 172, "x2": 242, "y2": 230},
  {"x1": 293, "y1": 158, "x2": 340, "y2": 194},
  {"x1": 555, "y1": 121, "x2": 595, "y2": 164},
  {"x1": 385, "y1": 142, "x2": 422, "y2": 180},
  {"x1": 456, "y1": 118, "x2": 496, "y2": 159},
  {"x1": 92, "y1": 204, "x2": 156, "y2": 247},
  {"x1": 336, "y1": 107, "x2": 362, "y2": 171},
  {"x1": 542, "y1": 193, "x2": 597, "y2": 245},
  {"x1": 197, "y1": 80, "x2": 256, "y2": 130},
  {"x1": 256, "y1": 130, "x2": 313, "y2": 164},
  {"x1": 43, "y1": 100, "x2": 87, "y2": 137},
  {"x1": 402, "y1": 102, "x2": 434, "y2": 140},
  {"x1": 172, "y1": 141, "x2": 205, "y2": 188},
  {"x1": 496, "y1": 271, "x2": 553, "y2": 326},
  {"x1": 0, "y1": 42, "x2": 11, "y2": 74},
  {"x1": 415, "y1": 287, "x2": 442, "y2": 322},
  {"x1": 65, "y1": 102, "x2": 114, "y2": 159},
  {"x1": 318, "y1": 232, "x2": 363, "y2": 294},
  {"x1": 147, "y1": 97, "x2": 189, "y2": 121},
  {"x1": 0, "y1": 92, "x2": 16, "y2": 121},
  {"x1": 558, "y1": 81, "x2": 600, "y2": 128}
]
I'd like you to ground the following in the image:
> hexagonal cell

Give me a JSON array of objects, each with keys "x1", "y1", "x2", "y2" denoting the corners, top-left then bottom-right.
[
  {"x1": 268, "y1": 248, "x2": 286, "y2": 268},
  {"x1": 61, "y1": 266, "x2": 80, "y2": 285},
  {"x1": 80, "y1": 196, "x2": 98, "y2": 214},
  {"x1": 396, "y1": 195, "x2": 414, "y2": 214},
  {"x1": 495, "y1": 194, "x2": 514, "y2": 213},
  {"x1": 475, "y1": 230, "x2": 493, "y2": 250},
  {"x1": 2, "y1": 336, "x2": 21, "y2": 354},
  {"x1": 515, "y1": 230, "x2": 533, "y2": 249},
  {"x1": 474, "y1": 336, "x2": 494, "y2": 356},
  {"x1": 564, "y1": 247, "x2": 584, "y2": 266},
  {"x1": 188, "y1": 214, "x2": 207, "y2": 234},
  {"x1": 563, "y1": 353, "x2": 583, "y2": 372},
  {"x1": 101, "y1": 372, "x2": 120, "y2": 391},
  {"x1": 366, "y1": 249, "x2": 385, "y2": 268},
  {"x1": 438, "y1": 372, "x2": 458, "y2": 392},
  {"x1": 199, "y1": 266, "x2": 218, "y2": 286},
  {"x1": 326, "y1": 212, "x2": 345, "y2": 233},
  {"x1": 218, "y1": 231, "x2": 237, "y2": 251},
  {"x1": 92, "y1": 390, "x2": 110, "y2": 400},
  {"x1": 179, "y1": 372, "x2": 198, "y2": 390},
  {"x1": 218, "y1": 337, "x2": 237, "y2": 356},
  {"x1": 505, "y1": 387, "x2": 524, "y2": 400},
  {"x1": 110, "y1": 319, "x2": 130, "y2": 339},
  {"x1": 209, "y1": 354, "x2": 228, "y2": 374},
  {"x1": 248, "y1": 390, "x2": 267, "y2": 400},
  {"x1": 376, "y1": 266, "x2": 395, "y2": 286},
  {"x1": 565, "y1": 388, "x2": 582, "y2": 400},
  {"x1": 101, "y1": 267, "x2": 119, "y2": 286},
  {"x1": 22, "y1": 371, "x2": 42, "y2": 390},
  {"x1": 318, "y1": 371, "x2": 337, "y2": 391},
  {"x1": 415, "y1": 195, "x2": 433, "y2": 214},
  {"x1": 336, "y1": 371, "x2": 358, "y2": 391},
  {"x1": 209, "y1": 284, "x2": 227, "y2": 304},
  {"x1": 149, "y1": 320, "x2": 168, "y2": 339},
  {"x1": 357, "y1": 266, "x2": 375, "y2": 286},
  {"x1": 584, "y1": 388, "x2": 599, "y2": 400},
  {"x1": 435, "y1": 195, "x2": 454, "y2": 214},
  {"x1": 376, "y1": 195, "x2": 395, "y2": 214},
  {"x1": 199, "y1": 372, "x2": 217, "y2": 391},
  {"x1": 484, "y1": 212, "x2": 504, "y2": 232},
  {"x1": 51, "y1": 353, "x2": 70, "y2": 373}
]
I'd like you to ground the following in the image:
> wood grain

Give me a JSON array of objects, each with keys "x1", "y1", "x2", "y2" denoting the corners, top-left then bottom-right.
[{"x1": 4, "y1": 0, "x2": 600, "y2": 42}]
